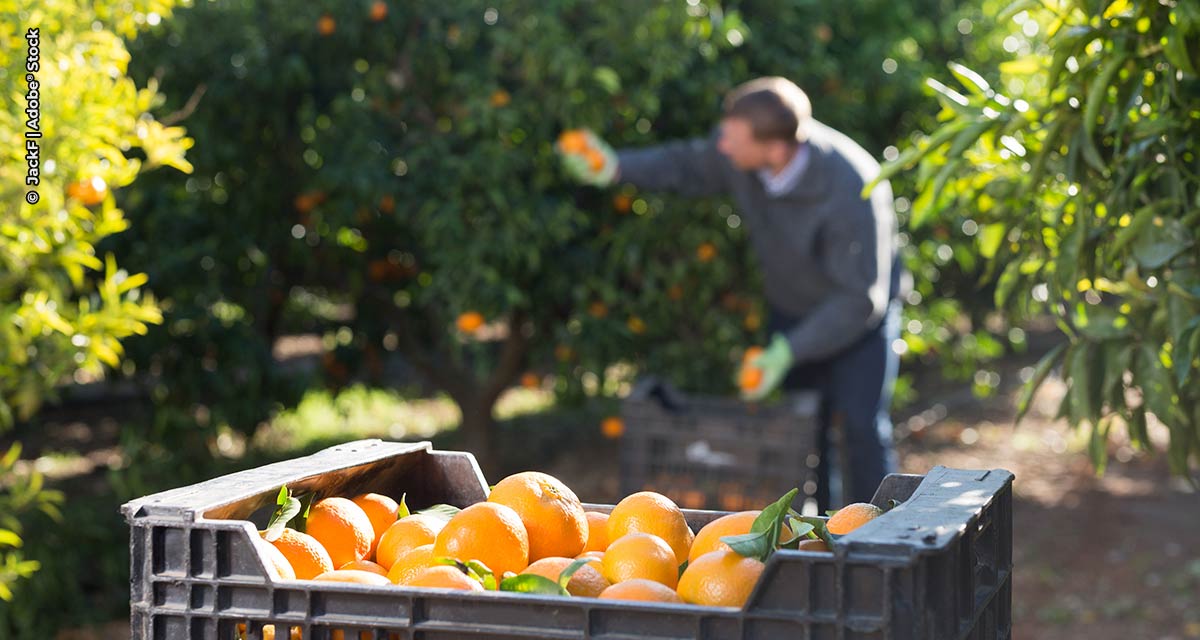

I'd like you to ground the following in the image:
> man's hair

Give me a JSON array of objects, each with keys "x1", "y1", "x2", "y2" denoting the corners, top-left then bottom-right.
[{"x1": 722, "y1": 77, "x2": 812, "y2": 143}]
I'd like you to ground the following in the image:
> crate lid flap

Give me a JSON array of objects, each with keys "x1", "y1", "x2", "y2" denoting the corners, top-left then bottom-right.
[{"x1": 120, "y1": 439, "x2": 433, "y2": 521}]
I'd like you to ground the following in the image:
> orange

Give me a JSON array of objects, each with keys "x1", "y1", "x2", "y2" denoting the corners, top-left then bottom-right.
[
  {"x1": 607, "y1": 492, "x2": 694, "y2": 565},
  {"x1": 235, "y1": 624, "x2": 303, "y2": 640},
  {"x1": 317, "y1": 14, "x2": 336, "y2": 35},
  {"x1": 588, "y1": 301, "x2": 609, "y2": 318},
  {"x1": 796, "y1": 539, "x2": 831, "y2": 552},
  {"x1": 826, "y1": 503, "x2": 884, "y2": 535},
  {"x1": 601, "y1": 533, "x2": 678, "y2": 588},
  {"x1": 368, "y1": 0, "x2": 387, "y2": 21},
  {"x1": 744, "y1": 314, "x2": 761, "y2": 331},
  {"x1": 689, "y1": 511, "x2": 791, "y2": 563},
  {"x1": 65, "y1": 178, "x2": 106, "y2": 206},
  {"x1": 255, "y1": 534, "x2": 297, "y2": 580},
  {"x1": 339, "y1": 559, "x2": 389, "y2": 577},
  {"x1": 558, "y1": 130, "x2": 589, "y2": 154},
  {"x1": 306, "y1": 497, "x2": 375, "y2": 569},
  {"x1": 584, "y1": 148, "x2": 606, "y2": 172},
  {"x1": 313, "y1": 569, "x2": 393, "y2": 586},
  {"x1": 613, "y1": 194, "x2": 632, "y2": 213},
  {"x1": 378, "y1": 194, "x2": 396, "y2": 213},
  {"x1": 269, "y1": 528, "x2": 334, "y2": 580},
  {"x1": 601, "y1": 417, "x2": 624, "y2": 439},
  {"x1": 376, "y1": 514, "x2": 445, "y2": 570},
  {"x1": 456, "y1": 311, "x2": 484, "y2": 333},
  {"x1": 490, "y1": 89, "x2": 511, "y2": 107},
  {"x1": 386, "y1": 543, "x2": 437, "y2": 586},
  {"x1": 520, "y1": 372, "x2": 540, "y2": 389},
  {"x1": 677, "y1": 549, "x2": 765, "y2": 608},
  {"x1": 742, "y1": 347, "x2": 764, "y2": 363},
  {"x1": 577, "y1": 550, "x2": 605, "y2": 572},
  {"x1": 626, "y1": 316, "x2": 646, "y2": 334},
  {"x1": 598, "y1": 578, "x2": 683, "y2": 603},
  {"x1": 351, "y1": 493, "x2": 400, "y2": 559},
  {"x1": 487, "y1": 472, "x2": 587, "y2": 561},
  {"x1": 433, "y1": 502, "x2": 529, "y2": 576},
  {"x1": 521, "y1": 557, "x2": 609, "y2": 598},
  {"x1": 407, "y1": 565, "x2": 485, "y2": 591},
  {"x1": 667, "y1": 284, "x2": 684, "y2": 301},
  {"x1": 697, "y1": 242, "x2": 717, "y2": 262},
  {"x1": 739, "y1": 366, "x2": 763, "y2": 392},
  {"x1": 583, "y1": 512, "x2": 609, "y2": 552}
]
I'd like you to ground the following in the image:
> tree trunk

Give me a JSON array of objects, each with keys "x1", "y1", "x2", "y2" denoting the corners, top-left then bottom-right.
[{"x1": 455, "y1": 396, "x2": 497, "y2": 477}]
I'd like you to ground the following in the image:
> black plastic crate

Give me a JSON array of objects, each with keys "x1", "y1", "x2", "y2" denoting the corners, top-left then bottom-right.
[
  {"x1": 122, "y1": 439, "x2": 1013, "y2": 639},
  {"x1": 620, "y1": 378, "x2": 823, "y2": 511}
]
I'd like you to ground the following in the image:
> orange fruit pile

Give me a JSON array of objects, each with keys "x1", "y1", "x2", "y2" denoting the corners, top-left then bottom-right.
[{"x1": 250, "y1": 472, "x2": 889, "y2": 609}]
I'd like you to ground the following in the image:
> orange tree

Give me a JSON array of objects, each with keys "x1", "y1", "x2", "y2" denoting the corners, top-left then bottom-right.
[
  {"x1": 879, "y1": 0, "x2": 1200, "y2": 477},
  {"x1": 0, "y1": 0, "x2": 190, "y2": 625},
  {"x1": 120, "y1": 0, "x2": 996, "y2": 462}
]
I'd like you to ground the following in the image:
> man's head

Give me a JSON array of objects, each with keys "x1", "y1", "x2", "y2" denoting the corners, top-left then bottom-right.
[{"x1": 716, "y1": 77, "x2": 812, "y2": 171}]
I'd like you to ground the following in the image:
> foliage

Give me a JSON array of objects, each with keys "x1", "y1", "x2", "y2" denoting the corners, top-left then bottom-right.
[
  {"x1": 879, "y1": 0, "x2": 1200, "y2": 476},
  {"x1": 0, "y1": 0, "x2": 189, "y2": 615}
]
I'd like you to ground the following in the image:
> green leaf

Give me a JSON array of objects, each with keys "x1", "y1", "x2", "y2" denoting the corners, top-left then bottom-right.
[
  {"x1": 1016, "y1": 343, "x2": 1066, "y2": 425},
  {"x1": 1132, "y1": 217, "x2": 1194, "y2": 269},
  {"x1": 0, "y1": 529, "x2": 22, "y2": 548},
  {"x1": 723, "y1": 488, "x2": 798, "y2": 562},
  {"x1": 994, "y1": 259, "x2": 1024, "y2": 309},
  {"x1": 978, "y1": 223, "x2": 1006, "y2": 259},
  {"x1": 397, "y1": 493, "x2": 410, "y2": 520},
  {"x1": 1129, "y1": 404, "x2": 1150, "y2": 450},
  {"x1": 417, "y1": 504, "x2": 462, "y2": 523},
  {"x1": 275, "y1": 486, "x2": 288, "y2": 507},
  {"x1": 296, "y1": 493, "x2": 316, "y2": 532},
  {"x1": 678, "y1": 559, "x2": 689, "y2": 580},
  {"x1": 1173, "y1": 321, "x2": 1200, "y2": 387},
  {"x1": 1109, "y1": 204, "x2": 1160, "y2": 256},
  {"x1": 1067, "y1": 341, "x2": 1099, "y2": 425},
  {"x1": 264, "y1": 496, "x2": 302, "y2": 542},
  {"x1": 1075, "y1": 304, "x2": 1132, "y2": 341},
  {"x1": 1085, "y1": 53, "x2": 1128, "y2": 139},
  {"x1": 499, "y1": 574, "x2": 569, "y2": 596},
  {"x1": 1088, "y1": 417, "x2": 1111, "y2": 475},
  {"x1": 1135, "y1": 344, "x2": 1175, "y2": 421},
  {"x1": 556, "y1": 557, "x2": 592, "y2": 590},
  {"x1": 948, "y1": 61, "x2": 992, "y2": 96},
  {"x1": 0, "y1": 444, "x2": 20, "y2": 469},
  {"x1": 592, "y1": 67, "x2": 622, "y2": 94},
  {"x1": 1164, "y1": 29, "x2": 1198, "y2": 76},
  {"x1": 997, "y1": 0, "x2": 1040, "y2": 23}
]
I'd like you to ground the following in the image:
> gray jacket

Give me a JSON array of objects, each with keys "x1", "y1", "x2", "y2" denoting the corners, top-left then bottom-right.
[{"x1": 615, "y1": 120, "x2": 897, "y2": 364}]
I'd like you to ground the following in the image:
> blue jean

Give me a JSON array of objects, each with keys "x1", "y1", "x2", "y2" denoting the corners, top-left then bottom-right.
[{"x1": 768, "y1": 301, "x2": 901, "y2": 510}]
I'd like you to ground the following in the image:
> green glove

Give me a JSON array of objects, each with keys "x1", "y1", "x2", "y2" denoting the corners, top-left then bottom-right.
[
  {"x1": 741, "y1": 333, "x2": 795, "y2": 401},
  {"x1": 558, "y1": 129, "x2": 619, "y2": 186}
]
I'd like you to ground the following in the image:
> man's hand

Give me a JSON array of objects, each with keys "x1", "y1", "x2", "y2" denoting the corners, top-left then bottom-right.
[
  {"x1": 740, "y1": 333, "x2": 795, "y2": 401},
  {"x1": 558, "y1": 129, "x2": 618, "y2": 186}
]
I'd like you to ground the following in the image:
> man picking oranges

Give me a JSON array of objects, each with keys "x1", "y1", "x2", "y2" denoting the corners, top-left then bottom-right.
[{"x1": 560, "y1": 77, "x2": 904, "y2": 509}]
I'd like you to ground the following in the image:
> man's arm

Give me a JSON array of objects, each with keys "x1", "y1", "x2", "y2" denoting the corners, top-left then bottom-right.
[
  {"x1": 615, "y1": 133, "x2": 731, "y2": 197},
  {"x1": 782, "y1": 189, "x2": 893, "y2": 364}
]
